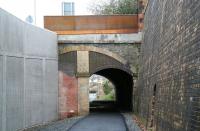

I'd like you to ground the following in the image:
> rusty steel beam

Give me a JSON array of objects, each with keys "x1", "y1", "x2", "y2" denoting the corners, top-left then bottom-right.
[{"x1": 44, "y1": 15, "x2": 139, "y2": 35}]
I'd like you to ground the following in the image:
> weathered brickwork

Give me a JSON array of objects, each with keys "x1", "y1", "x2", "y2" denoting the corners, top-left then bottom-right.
[
  {"x1": 138, "y1": 0, "x2": 200, "y2": 131},
  {"x1": 59, "y1": 52, "x2": 78, "y2": 118},
  {"x1": 59, "y1": 72, "x2": 78, "y2": 119},
  {"x1": 59, "y1": 43, "x2": 140, "y2": 77}
]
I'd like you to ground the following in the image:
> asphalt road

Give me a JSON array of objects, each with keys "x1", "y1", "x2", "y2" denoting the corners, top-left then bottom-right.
[{"x1": 68, "y1": 112, "x2": 127, "y2": 131}]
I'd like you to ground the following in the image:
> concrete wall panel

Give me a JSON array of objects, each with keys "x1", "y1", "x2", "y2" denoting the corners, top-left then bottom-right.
[
  {"x1": 25, "y1": 59, "x2": 43, "y2": 125},
  {"x1": 31, "y1": 93, "x2": 43, "y2": 124},
  {"x1": 0, "y1": 9, "x2": 24, "y2": 54},
  {"x1": 6, "y1": 57, "x2": 24, "y2": 131},
  {"x1": 44, "y1": 60, "x2": 58, "y2": 121},
  {"x1": 0, "y1": 8, "x2": 58, "y2": 130},
  {"x1": 43, "y1": 93, "x2": 58, "y2": 121},
  {"x1": 45, "y1": 60, "x2": 58, "y2": 93},
  {"x1": 24, "y1": 25, "x2": 57, "y2": 58},
  {"x1": 0, "y1": 56, "x2": 3, "y2": 131},
  {"x1": 0, "y1": 10, "x2": 3, "y2": 51}
]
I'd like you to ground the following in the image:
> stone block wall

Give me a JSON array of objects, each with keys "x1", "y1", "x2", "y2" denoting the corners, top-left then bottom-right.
[
  {"x1": 0, "y1": 9, "x2": 58, "y2": 131},
  {"x1": 138, "y1": 0, "x2": 200, "y2": 131}
]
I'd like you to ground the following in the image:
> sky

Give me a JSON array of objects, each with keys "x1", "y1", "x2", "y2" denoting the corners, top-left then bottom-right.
[{"x1": 0, "y1": 0, "x2": 104, "y2": 27}]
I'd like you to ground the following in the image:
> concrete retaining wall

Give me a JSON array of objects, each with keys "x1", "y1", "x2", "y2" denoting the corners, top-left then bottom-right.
[{"x1": 0, "y1": 8, "x2": 58, "y2": 131}]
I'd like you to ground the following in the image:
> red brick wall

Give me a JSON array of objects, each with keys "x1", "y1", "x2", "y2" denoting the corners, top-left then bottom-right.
[{"x1": 59, "y1": 71, "x2": 78, "y2": 119}]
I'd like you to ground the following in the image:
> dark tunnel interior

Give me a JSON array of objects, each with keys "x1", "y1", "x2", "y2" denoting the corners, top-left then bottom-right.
[{"x1": 90, "y1": 68, "x2": 133, "y2": 112}]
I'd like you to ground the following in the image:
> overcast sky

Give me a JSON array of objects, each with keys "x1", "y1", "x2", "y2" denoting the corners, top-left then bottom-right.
[{"x1": 0, "y1": 0, "x2": 105, "y2": 27}]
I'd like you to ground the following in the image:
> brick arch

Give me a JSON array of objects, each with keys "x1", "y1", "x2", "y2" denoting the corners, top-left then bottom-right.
[
  {"x1": 59, "y1": 45, "x2": 128, "y2": 65},
  {"x1": 89, "y1": 66, "x2": 132, "y2": 76},
  {"x1": 89, "y1": 51, "x2": 133, "y2": 76}
]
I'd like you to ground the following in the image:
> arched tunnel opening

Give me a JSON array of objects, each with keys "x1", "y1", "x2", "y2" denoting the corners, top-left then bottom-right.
[
  {"x1": 89, "y1": 68, "x2": 133, "y2": 112},
  {"x1": 58, "y1": 49, "x2": 135, "y2": 116},
  {"x1": 89, "y1": 74, "x2": 116, "y2": 112}
]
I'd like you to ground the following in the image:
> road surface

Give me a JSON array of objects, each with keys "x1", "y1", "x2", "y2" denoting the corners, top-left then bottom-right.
[{"x1": 68, "y1": 112, "x2": 127, "y2": 131}]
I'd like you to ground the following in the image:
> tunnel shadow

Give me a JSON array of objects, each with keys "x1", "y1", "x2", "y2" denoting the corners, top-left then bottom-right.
[{"x1": 89, "y1": 68, "x2": 133, "y2": 113}]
